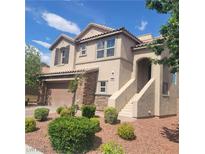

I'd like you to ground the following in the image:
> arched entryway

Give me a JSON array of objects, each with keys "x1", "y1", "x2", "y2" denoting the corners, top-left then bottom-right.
[{"x1": 137, "y1": 58, "x2": 151, "y2": 92}]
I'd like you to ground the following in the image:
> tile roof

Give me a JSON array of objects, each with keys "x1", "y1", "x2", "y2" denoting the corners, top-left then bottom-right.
[
  {"x1": 132, "y1": 37, "x2": 163, "y2": 50},
  {"x1": 75, "y1": 27, "x2": 142, "y2": 44},
  {"x1": 39, "y1": 69, "x2": 86, "y2": 77}
]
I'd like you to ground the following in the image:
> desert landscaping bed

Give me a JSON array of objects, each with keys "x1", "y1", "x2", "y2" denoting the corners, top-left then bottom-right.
[{"x1": 25, "y1": 113, "x2": 178, "y2": 154}]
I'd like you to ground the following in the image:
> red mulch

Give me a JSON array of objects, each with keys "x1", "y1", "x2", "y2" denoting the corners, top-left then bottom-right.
[{"x1": 25, "y1": 113, "x2": 179, "y2": 154}]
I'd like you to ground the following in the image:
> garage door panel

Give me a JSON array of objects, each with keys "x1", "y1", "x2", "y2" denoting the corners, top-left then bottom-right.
[{"x1": 47, "y1": 81, "x2": 73, "y2": 107}]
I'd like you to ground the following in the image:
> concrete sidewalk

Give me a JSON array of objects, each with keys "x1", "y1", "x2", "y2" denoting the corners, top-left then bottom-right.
[{"x1": 25, "y1": 145, "x2": 43, "y2": 154}]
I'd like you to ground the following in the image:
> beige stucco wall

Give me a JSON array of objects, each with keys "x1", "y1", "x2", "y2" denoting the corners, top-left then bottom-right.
[
  {"x1": 159, "y1": 48, "x2": 178, "y2": 116},
  {"x1": 50, "y1": 39, "x2": 75, "y2": 72},
  {"x1": 132, "y1": 79, "x2": 155, "y2": 118},
  {"x1": 75, "y1": 59, "x2": 121, "y2": 95}
]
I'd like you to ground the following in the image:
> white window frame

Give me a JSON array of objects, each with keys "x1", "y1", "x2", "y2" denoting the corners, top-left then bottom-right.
[
  {"x1": 96, "y1": 37, "x2": 115, "y2": 59},
  {"x1": 61, "y1": 49, "x2": 65, "y2": 64},
  {"x1": 98, "y1": 81, "x2": 107, "y2": 94},
  {"x1": 79, "y1": 45, "x2": 87, "y2": 57}
]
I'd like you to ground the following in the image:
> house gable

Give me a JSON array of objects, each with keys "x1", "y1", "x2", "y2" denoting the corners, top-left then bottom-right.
[{"x1": 75, "y1": 23, "x2": 114, "y2": 41}]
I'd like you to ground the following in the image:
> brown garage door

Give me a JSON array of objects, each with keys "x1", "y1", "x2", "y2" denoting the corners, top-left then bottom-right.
[{"x1": 47, "y1": 81, "x2": 73, "y2": 107}]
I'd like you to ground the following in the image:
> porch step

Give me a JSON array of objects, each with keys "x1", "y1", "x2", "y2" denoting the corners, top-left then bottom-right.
[{"x1": 118, "y1": 94, "x2": 138, "y2": 118}]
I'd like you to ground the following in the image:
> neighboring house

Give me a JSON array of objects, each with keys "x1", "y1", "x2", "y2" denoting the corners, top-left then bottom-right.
[{"x1": 39, "y1": 23, "x2": 178, "y2": 118}]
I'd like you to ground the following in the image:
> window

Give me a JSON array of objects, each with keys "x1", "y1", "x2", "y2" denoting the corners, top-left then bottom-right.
[
  {"x1": 162, "y1": 82, "x2": 169, "y2": 95},
  {"x1": 61, "y1": 47, "x2": 69, "y2": 64},
  {"x1": 79, "y1": 45, "x2": 86, "y2": 56},
  {"x1": 172, "y1": 73, "x2": 177, "y2": 85},
  {"x1": 61, "y1": 49, "x2": 65, "y2": 64},
  {"x1": 106, "y1": 38, "x2": 115, "y2": 57},
  {"x1": 96, "y1": 38, "x2": 115, "y2": 59},
  {"x1": 97, "y1": 41, "x2": 105, "y2": 58},
  {"x1": 54, "y1": 47, "x2": 69, "y2": 65},
  {"x1": 99, "y1": 81, "x2": 107, "y2": 93},
  {"x1": 162, "y1": 64, "x2": 169, "y2": 95}
]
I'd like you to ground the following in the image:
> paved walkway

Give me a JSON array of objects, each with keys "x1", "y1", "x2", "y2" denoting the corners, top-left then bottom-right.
[
  {"x1": 26, "y1": 106, "x2": 137, "y2": 123},
  {"x1": 25, "y1": 145, "x2": 43, "y2": 154}
]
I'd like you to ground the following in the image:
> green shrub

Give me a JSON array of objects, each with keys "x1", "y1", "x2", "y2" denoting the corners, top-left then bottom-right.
[
  {"x1": 48, "y1": 116, "x2": 96, "y2": 154},
  {"x1": 90, "y1": 117, "x2": 100, "y2": 132},
  {"x1": 56, "y1": 106, "x2": 65, "y2": 114},
  {"x1": 117, "y1": 123, "x2": 136, "y2": 140},
  {"x1": 60, "y1": 107, "x2": 75, "y2": 117},
  {"x1": 81, "y1": 105, "x2": 96, "y2": 118},
  {"x1": 25, "y1": 117, "x2": 36, "y2": 133},
  {"x1": 104, "y1": 107, "x2": 118, "y2": 124},
  {"x1": 100, "y1": 141, "x2": 124, "y2": 154},
  {"x1": 34, "y1": 108, "x2": 49, "y2": 121}
]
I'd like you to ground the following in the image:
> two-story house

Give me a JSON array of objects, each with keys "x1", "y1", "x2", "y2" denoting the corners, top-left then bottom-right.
[{"x1": 39, "y1": 23, "x2": 178, "y2": 118}]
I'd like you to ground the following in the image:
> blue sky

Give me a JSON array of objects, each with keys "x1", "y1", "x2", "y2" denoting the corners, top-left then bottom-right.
[{"x1": 26, "y1": 0, "x2": 169, "y2": 64}]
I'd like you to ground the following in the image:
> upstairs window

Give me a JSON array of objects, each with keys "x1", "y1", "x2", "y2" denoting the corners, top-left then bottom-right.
[
  {"x1": 106, "y1": 38, "x2": 115, "y2": 57},
  {"x1": 54, "y1": 47, "x2": 69, "y2": 65},
  {"x1": 79, "y1": 45, "x2": 86, "y2": 56},
  {"x1": 96, "y1": 38, "x2": 115, "y2": 59},
  {"x1": 97, "y1": 41, "x2": 105, "y2": 58}
]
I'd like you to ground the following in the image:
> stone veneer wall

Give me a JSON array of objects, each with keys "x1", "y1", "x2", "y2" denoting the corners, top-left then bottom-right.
[
  {"x1": 95, "y1": 95, "x2": 110, "y2": 111},
  {"x1": 76, "y1": 71, "x2": 98, "y2": 107}
]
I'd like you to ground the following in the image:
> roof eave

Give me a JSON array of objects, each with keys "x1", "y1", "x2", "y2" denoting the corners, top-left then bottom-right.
[{"x1": 49, "y1": 34, "x2": 74, "y2": 50}]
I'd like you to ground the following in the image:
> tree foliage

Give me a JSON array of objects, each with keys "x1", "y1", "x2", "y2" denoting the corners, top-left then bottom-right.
[
  {"x1": 146, "y1": 0, "x2": 179, "y2": 73},
  {"x1": 25, "y1": 44, "x2": 41, "y2": 88}
]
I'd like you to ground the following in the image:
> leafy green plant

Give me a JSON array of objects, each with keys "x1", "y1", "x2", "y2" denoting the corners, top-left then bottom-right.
[
  {"x1": 146, "y1": 0, "x2": 179, "y2": 73},
  {"x1": 60, "y1": 107, "x2": 75, "y2": 117},
  {"x1": 81, "y1": 105, "x2": 96, "y2": 118},
  {"x1": 100, "y1": 141, "x2": 124, "y2": 154},
  {"x1": 90, "y1": 117, "x2": 101, "y2": 132},
  {"x1": 48, "y1": 117, "x2": 96, "y2": 154},
  {"x1": 25, "y1": 117, "x2": 36, "y2": 133},
  {"x1": 25, "y1": 44, "x2": 41, "y2": 89},
  {"x1": 56, "y1": 106, "x2": 65, "y2": 114},
  {"x1": 117, "y1": 123, "x2": 136, "y2": 140},
  {"x1": 34, "y1": 108, "x2": 49, "y2": 121},
  {"x1": 104, "y1": 107, "x2": 118, "y2": 124}
]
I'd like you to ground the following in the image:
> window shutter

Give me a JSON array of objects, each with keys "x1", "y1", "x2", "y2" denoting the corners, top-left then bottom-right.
[
  {"x1": 64, "y1": 46, "x2": 69, "y2": 64},
  {"x1": 54, "y1": 48, "x2": 59, "y2": 65}
]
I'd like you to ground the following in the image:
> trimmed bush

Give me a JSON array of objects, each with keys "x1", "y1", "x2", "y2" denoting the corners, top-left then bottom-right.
[
  {"x1": 81, "y1": 105, "x2": 96, "y2": 118},
  {"x1": 34, "y1": 108, "x2": 49, "y2": 121},
  {"x1": 100, "y1": 141, "x2": 124, "y2": 154},
  {"x1": 48, "y1": 117, "x2": 96, "y2": 154},
  {"x1": 104, "y1": 107, "x2": 118, "y2": 124},
  {"x1": 60, "y1": 107, "x2": 75, "y2": 117},
  {"x1": 117, "y1": 123, "x2": 136, "y2": 140},
  {"x1": 56, "y1": 106, "x2": 65, "y2": 114},
  {"x1": 25, "y1": 117, "x2": 36, "y2": 133},
  {"x1": 90, "y1": 117, "x2": 100, "y2": 132}
]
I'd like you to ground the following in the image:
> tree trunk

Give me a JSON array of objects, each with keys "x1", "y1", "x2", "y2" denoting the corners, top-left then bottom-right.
[{"x1": 72, "y1": 91, "x2": 76, "y2": 106}]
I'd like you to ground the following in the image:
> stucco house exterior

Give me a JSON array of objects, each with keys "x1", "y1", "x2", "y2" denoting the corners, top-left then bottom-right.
[{"x1": 39, "y1": 23, "x2": 178, "y2": 118}]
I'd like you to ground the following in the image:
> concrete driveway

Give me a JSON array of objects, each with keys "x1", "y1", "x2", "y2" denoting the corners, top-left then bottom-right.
[{"x1": 25, "y1": 106, "x2": 57, "y2": 116}]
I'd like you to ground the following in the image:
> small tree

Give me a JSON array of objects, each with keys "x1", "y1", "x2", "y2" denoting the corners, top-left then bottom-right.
[
  {"x1": 68, "y1": 74, "x2": 83, "y2": 105},
  {"x1": 146, "y1": 0, "x2": 179, "y2": 73},
  {"x1": 25, "y1": 44, "x2": 41, "y2": 89}
]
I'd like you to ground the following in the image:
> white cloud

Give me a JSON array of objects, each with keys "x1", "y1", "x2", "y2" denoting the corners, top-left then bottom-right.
[
  {"x1": 41, "y1": 12, "x2": 81, "y2": 35},
  {"x1": 32, "y1": 40, "x2": 51, "y2": 48},
  {"x1": 137, "y1": 20, "x2": 148, "y2": 31},
  {"x1": 40, "y1": 52, "x2": 50, "y2": 65}
]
